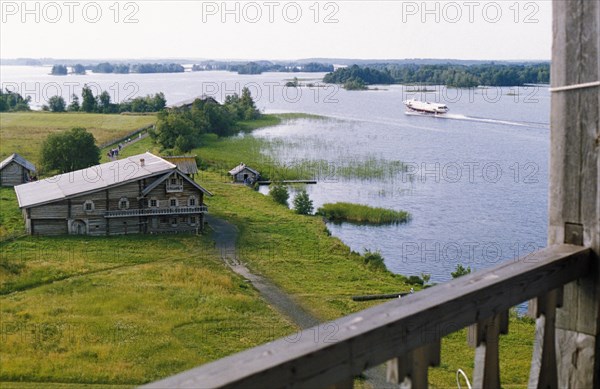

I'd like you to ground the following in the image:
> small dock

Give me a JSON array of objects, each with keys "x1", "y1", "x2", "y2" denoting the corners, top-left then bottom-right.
[{"x1": 257, "y1": 180, "x2": 317, "y2": 186}]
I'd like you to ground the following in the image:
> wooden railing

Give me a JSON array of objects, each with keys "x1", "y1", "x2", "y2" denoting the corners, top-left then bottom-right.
[
  {"x1": 104, "y1": 206, "x2": 207, "y2": 218},
  {"x1": 142, "y1": 244, "x2": 594, "y2": 388}
]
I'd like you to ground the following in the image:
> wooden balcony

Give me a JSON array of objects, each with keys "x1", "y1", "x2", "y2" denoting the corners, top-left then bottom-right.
[
  {"x1": 142, "y1": 245, "x2": 595, "y2": 388},
  {"x1": 104, "y1": 206, "x2": 207, "y2": 218}
]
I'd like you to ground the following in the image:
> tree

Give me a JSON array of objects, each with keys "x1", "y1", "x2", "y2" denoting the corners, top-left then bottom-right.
[
  {"x1": 154, "y1": 110, "x2": 197, "y2": 152},
  {"x1": 152, "y1": 92, "x2": 167, "y2": 111},
  {"x1": 421, "y1": 272, "x2": 431, "y2": 286},
  {"x1": 270, "y1": 184, "x2": 289, "y2": 206},
  {"x1": 51, "y1": 65, "x2": 68, "y2": 75},
  {"x1": 293, "y1": 190, "x2": 313, "y2": 215},
  {"x1": 81, "y1": 85, "x2": 97, "y2": 112},
  {"x1": 0, "y1": 90, "x2": 30, "y2": 111},
  {"x1": 40, "y1": 127, "x2": 100, "y2": 173},
  {"x1": 67, "y1": 94, "x2": 80, "y2": 111},
  {"x1": 47, "y1": 95, "x2": 66, "y2": 112},
  {"x1": 240, "y1": 87, "x2": 260, "y2": 120},
  {"x1": 72, "y1": 64, "x2": 86, "y2": 75},
  {"x1": 98, "y1": 91, "x2": 115, "y2": 113},
  {"x1": 451, "y1": 264, "x2": 472, "y2": 279}
]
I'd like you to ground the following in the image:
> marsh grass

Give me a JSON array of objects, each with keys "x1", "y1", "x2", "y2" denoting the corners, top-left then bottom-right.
[{"x1": 317, "y1": 202, "x2": 410, "y2": 225}]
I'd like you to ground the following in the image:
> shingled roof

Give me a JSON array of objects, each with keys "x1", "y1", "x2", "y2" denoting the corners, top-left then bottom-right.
[
  {"x1": 0, "y1": 153, "x2": 36, "y2": 173},
  {"x1": 163, "y1": 156, "x2": 199, "y2": 175},
  {"x1": 15, "y1": 152, "x2": 177, "y2": 208},
  {"x1": 228, "y1": 163, "x2": 260, "y2": 176}
]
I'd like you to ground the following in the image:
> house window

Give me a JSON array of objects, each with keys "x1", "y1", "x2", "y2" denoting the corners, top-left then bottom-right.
[
  {"x1": 170, "y1": 178, "x2": 178, "y2": 185},
  {"x1": 118, "y1": 197, "x2": 129, "y2": 210},
  {"x1": 188, "y1": 196, "x2": 197, "y2": 206},
  {"x1": 170, "y1": 217, "x2": 178, "y2": 227},
  {"x1": 169, "y1": 198, "x2": 178, "y2": 207},
  {"x1": 190, "y1": 216, "x2": 197, "y2": 226},
  {"x1": 149, "y1": 198, "x2": 159, "y2": 208},
  {"x1": 84, "y1": 200, "x2": 94, "y2": 212}
]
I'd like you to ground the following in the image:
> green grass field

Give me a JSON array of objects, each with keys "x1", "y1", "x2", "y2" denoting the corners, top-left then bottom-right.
[
  {"x1": 0, "y1": 212, "x2": 295, "y2": 386},
  {"x1": 0, "y1": 112, "x2": 157, "y2": 165}
]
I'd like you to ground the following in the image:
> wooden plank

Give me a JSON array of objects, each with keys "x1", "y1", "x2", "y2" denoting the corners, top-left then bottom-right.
[
  {"x1": 550, "y1": 0, "x2": 599, "y2": 387},
  {"x1": 386, "y1": 342, "x2": 440, "y2": 388},
  {"x1": 142, "y1": 245, "x2": 592, "y2": 389},
  {"x1": 528, "y1": 289, "x2": 559, "y2": 389},
  {"x1": 471, "y1": 314, "x2": 502, "y2": 389}
]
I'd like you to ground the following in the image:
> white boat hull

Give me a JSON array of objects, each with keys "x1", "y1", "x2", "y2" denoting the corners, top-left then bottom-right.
[{"x1": 404, "y1": 99, "x2": 449, "y2": 114}]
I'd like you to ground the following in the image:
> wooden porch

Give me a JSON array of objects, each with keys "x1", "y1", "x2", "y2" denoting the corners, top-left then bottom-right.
[
  {"x1": 104, "y1": 206, "x2": 208, "y2": 218},
  {"x1": 143, "y1": 1, "x2": 599, "y2": 387}
]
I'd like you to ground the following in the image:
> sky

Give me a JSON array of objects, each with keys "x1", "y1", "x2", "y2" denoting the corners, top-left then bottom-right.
[{"x1": 0, "y1": 0, "x2": 552, "y2": 61}]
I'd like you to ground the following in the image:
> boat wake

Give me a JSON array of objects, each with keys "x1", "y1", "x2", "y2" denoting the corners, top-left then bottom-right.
[{"x1": 405, "y1": 111, "x2": 549, "y2": 129}]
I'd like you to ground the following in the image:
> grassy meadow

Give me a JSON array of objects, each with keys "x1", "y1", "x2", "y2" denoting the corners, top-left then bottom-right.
[
  {"x1": 0, "y1": 112, "x2": 157, "y2": 164},
  {"x1": 0, "y1": 217, "x2": 296, "y2": 386}
]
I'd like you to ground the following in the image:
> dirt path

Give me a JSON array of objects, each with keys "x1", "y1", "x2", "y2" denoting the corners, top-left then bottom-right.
[
  {"x1": 206, "y1": 215, "x2": 396, "y2": 389},
  {"x1": 207, "y1": 215, "x2": 319, "y2": 329}
]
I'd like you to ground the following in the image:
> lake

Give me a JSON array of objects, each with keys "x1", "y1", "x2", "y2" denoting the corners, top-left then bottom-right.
[{"x1": 1, "y1": 66, "x2": 550, "y2": 283}]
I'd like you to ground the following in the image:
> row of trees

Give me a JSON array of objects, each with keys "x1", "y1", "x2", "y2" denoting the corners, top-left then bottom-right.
[
  {"x1": 0, "y1": 90, "x2": 30, "y2": 112},
  {"x1": 324, "y1": 63, "x2": 551, "y2": 87},
  {"x1": 151, "y1": 87, "x2": 261, "y2": 152},
  {"x1": 50, "y1": 63, "x2": 185, "y2": 75},
  {"x1": 43, "y1": 87, "x2": 166, "y2": 114},
  {"x1": 323, "y1": 65, "x2": 395, "y2": 85},
  {"x1": 92, "y1": 62, "x2": 184, "y2": 74},
  {"x1": 192, "y1": 61, "x2": 334, "y2": 75}
]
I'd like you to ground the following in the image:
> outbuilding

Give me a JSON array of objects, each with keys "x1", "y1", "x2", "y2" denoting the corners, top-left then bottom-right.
[
  {"x1": 228, "y1": 163, "x2": 260, "y2": 184},
  {"x1": 0, "y1": 153, "x2": 36, "y2": 187}
]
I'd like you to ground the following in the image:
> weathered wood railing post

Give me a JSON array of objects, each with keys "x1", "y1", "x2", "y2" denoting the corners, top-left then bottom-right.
[
  {"x1": 386, "y1": 341, "x2": 441, "y2": 389},
  {"x1": 528, "y1": 288, "x2": 561, "y2": 388},
  {"x1": 548, "y1": 0, "x2": 600, "y2": 387},
  {"x1": 468, "y1": 311, "x2": 508, "y2": 389}
]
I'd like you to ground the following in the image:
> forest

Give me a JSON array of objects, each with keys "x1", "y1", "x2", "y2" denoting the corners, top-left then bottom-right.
[{"x1": 324, "y1": 63, "x2": 550, "y2": 87}]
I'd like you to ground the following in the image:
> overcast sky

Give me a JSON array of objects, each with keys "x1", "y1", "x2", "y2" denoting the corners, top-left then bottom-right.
[{"x1": 0, "y1": 1, "x2": 552, "y2": 60}]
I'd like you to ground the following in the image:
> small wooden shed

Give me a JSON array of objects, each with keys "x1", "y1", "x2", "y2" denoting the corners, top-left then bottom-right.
[
  {"x1": 0, "y1": 154, "x2": 36, "y2": 187},
  {"x1": 229, "y1": 163, "x2": 260, "y2": 184}
]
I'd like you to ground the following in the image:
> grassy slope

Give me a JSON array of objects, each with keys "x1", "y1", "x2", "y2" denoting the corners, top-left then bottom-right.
[{"x1": 0, "y1": 112, "x2": 157, "y2": 164}]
